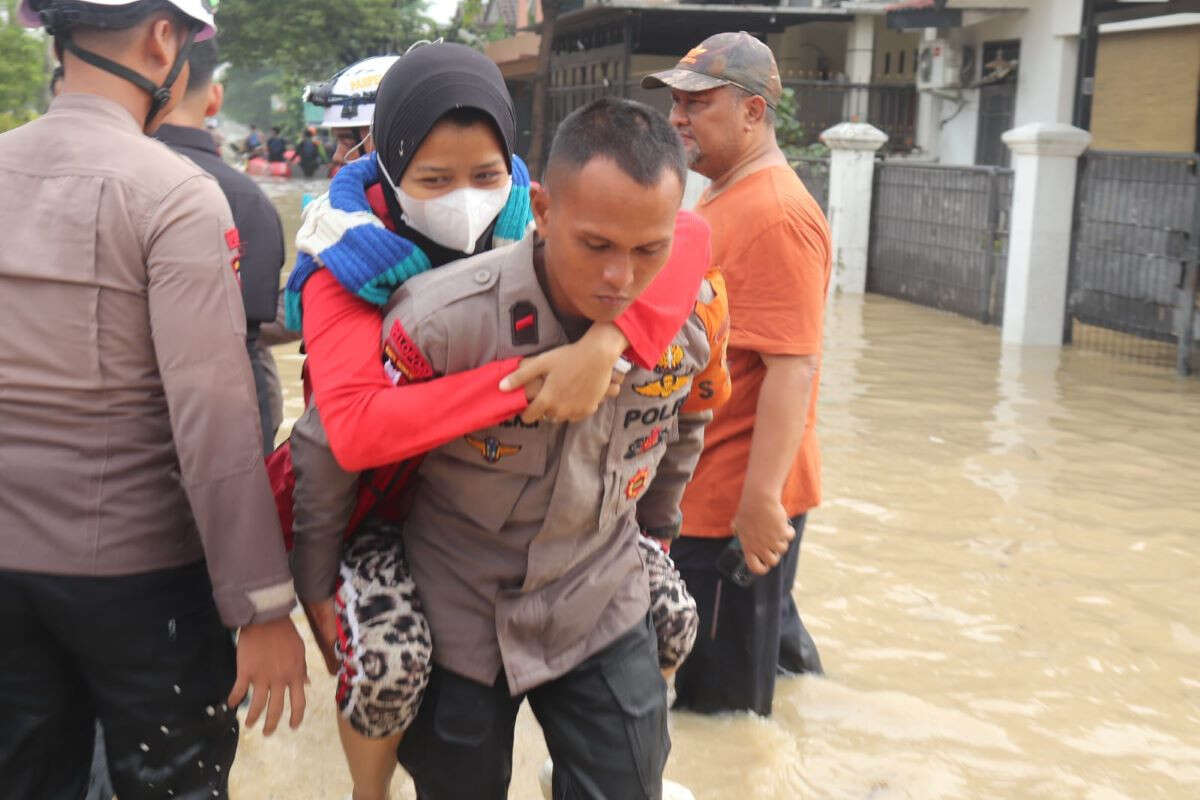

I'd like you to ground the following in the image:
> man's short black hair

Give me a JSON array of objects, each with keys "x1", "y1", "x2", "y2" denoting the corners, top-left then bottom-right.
[
  {"x1": 271, "y1": 126, "x2": 281, "y2": 134},
  {"x1": 546, "y1": 97, "x2": 685, "y2": 190},
  {"x1": 184, "y1": 38, "x2": 218, "y2": 93}
]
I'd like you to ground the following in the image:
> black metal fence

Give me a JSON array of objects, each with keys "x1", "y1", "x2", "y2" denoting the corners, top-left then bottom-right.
[
  {"x1": 1067, "y1": 150, "x2": 1200, "y2": 374},
  {"x1": 867, "y1": 162, "x2": 1013, "y2": 323},
  {"x1": 793, "y1": 157, "x2": 830, "y2": 213},
  {"x1": 783, "y1": 80, "x2": 917, "y2": 154}
]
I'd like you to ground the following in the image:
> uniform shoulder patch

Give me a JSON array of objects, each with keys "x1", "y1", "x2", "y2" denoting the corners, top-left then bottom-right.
[
  {"x1": 224, "y1": 227, "x2": 243, "y2": 286},
  {"x1": 383, "y1": 319, "x2": 435, "y2": 386}
]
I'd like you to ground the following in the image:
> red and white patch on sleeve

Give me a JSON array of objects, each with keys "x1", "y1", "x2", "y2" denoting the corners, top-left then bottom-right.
[
  {"x1": 224, "y1": 227, "x2": 243, "y2": 287},
  {"x1": 383, "y1": 319, "x2": 434, "y2": 386}
]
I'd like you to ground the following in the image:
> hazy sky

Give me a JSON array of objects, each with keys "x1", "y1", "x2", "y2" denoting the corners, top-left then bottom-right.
[{"x1": 427, "y1": 0, "x2": 459, "y2": 25}]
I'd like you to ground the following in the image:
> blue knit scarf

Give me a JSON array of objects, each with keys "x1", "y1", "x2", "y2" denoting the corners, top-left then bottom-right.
[{"x1": 284, "y1": 152, "x2": 532, "y2": 331}]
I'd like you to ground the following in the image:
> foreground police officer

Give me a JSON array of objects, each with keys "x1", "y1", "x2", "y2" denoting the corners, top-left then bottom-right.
[
  {"x1": 374, "y1": 98, "x2": 726, "y2": 800},
  {"x1": 156, "y1": 38, "x2": 291, "y2": 456},
  {"x1": 0, "y1": 2, "x2": 307, "y2": 797}
]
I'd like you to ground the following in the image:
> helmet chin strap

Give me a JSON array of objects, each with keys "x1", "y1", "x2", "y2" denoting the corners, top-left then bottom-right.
[{"x1": 49, "y1": 13, "x2": 198, "y2": 129}]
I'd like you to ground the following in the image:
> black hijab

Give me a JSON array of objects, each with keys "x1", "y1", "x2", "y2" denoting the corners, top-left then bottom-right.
[{"x1": 371, "y1": 41, "x2": 517, "y2": 265}]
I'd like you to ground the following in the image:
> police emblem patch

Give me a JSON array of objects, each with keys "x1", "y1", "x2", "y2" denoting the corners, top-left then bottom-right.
[
  {"x1": 625, "y1": 468, "x2": 650, "y2": 500},
  {"x1": 655, "y1": 345, "x2": 685, "y2": 373},
  {"x1": 383, "y1": 320, "x2": 434, "y2": 386},
  {"x1": 634, "y1": 374, "x2": 691, "y2": 399},
  {"x1": 625, "y1": 426, "x2": 664, "y2": 459},
  {"x1": 465, "y1": 434, "x2": 522, "y2": 464}
]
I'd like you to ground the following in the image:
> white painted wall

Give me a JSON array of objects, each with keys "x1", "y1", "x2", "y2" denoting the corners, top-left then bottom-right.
[{"x1": 930, "y1": 0, "x2": 1083, "y2": 165}]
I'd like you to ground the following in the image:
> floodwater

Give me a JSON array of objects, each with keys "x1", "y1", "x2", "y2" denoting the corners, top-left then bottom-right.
[{"x1": 230, "y1": 183, "x2": 1200, "y2": 799}]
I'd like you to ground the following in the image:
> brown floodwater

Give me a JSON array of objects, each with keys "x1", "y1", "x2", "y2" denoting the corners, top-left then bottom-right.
[{"x1": 229, "y1": 184, "x2": 1200, "y2": 799}]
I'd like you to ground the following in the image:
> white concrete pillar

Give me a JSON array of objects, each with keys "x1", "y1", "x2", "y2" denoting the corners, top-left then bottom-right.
[
  {"x1": 1000, "y1": 122, "x2": 1092, "y2": 346},
  {"x1": 842, "y1": 14, "x2": 875, "y2": 122},
  {"x1": 914, "y1": 28, "x2": 941, "y2": 157},
  {"x1": 821, "y1": 122, "x2": 889, "y2": 295}
]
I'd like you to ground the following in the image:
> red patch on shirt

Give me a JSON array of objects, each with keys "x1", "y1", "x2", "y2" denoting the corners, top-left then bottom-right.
[
  {"x1": 224, "y1": 227, "x2": 243, "y2": 287},
  {"x1": 625, "y1": 467, "x2": 650, "y2": 500},
  {"x1": 383, "y1": 319, "x2": 434, "y2": 386}
]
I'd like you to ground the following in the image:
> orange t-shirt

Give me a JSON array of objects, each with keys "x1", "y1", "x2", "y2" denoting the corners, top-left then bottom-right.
[{"x1": 680, "y1": 166, "x2": 832, "y2": 537}]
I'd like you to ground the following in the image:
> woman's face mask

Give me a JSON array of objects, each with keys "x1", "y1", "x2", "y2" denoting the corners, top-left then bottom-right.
[{"x1": 378, "y1": 117, "x2": 511, "y2": 254}]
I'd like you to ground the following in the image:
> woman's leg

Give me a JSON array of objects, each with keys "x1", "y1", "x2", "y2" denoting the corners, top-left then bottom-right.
[
  {"x1": 337, "y1": 717, "x2": 403, "y2": 800},
  {"x1": 639, "y1": 534, "x2": 700, "y2": 677},
  {"x1": 335, "y1": 526, "x2": 433, "y2": 800}
]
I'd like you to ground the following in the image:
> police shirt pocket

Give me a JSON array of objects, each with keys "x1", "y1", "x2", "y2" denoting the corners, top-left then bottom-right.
[{"x1": 427, "y1": 426, "x2": 549, "y2": 532}]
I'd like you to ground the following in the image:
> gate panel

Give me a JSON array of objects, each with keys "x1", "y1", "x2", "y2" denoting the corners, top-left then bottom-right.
[
  {"x1": 867, "y1": 162, "x2": 1012, "y2": 323},
  {"x1": 1067, "y1": 150, "x2": 1200, "y2": 372}
]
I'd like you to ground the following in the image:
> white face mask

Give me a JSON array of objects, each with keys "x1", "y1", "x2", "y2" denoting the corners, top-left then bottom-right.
[{"x1": 379, "y1": 158, "x2": 511, "y2": 255}]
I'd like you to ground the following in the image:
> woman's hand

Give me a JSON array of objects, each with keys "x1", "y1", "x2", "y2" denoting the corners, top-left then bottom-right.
[{"x1": 499, "y1": 322, "x2": 628, "y2": 424}]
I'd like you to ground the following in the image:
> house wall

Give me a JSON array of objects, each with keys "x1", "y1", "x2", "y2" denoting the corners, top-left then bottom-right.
[
  {"x1": 1090, "y1": 25, "x2": 1200, "y2": 152},
  {"x1": 934, "y1": 0, "x2": 1081, "y2": 165},
  {"x1": 769, "y1": 22, "x2": 848, "y2": 81},
  {"x1": 873, "y1": 20, "x2": 920, "y2": 85}
]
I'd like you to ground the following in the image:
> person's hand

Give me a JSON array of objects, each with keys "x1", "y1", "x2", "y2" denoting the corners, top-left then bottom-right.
[
  {"x1": 228, "y1": 616, "x2": 308, "y2": 736},
  {"x1": 499, "y1": 324, "x2": 629, "y2": 425},
  {"x1": 301, "y1": 597, "x2": 339, "y2": 676},
  {"x1": 731, "y1": 492, "x2": 794, "y2": 576}
]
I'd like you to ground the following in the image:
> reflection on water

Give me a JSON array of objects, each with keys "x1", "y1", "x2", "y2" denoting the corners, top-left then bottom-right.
[{"x1": 233, "y1": 189, "x2": 1200, "y2": 799}]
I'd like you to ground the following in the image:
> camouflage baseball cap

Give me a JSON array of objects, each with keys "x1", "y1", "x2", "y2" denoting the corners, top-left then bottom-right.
[{"x1": 642, "y1": 31, "x2": 782, "y2": 109}]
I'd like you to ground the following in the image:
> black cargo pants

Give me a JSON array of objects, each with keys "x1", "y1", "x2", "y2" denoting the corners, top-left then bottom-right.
[
  {"x1": 397, "y1": 614, "x2": 669, "y2": 800},
  {"x1": 0, "y1": 562, "x2": 239, "y2": 800}
]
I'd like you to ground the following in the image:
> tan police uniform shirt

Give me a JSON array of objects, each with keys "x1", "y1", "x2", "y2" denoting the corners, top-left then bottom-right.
[
  {"x1": 374, "y1": 233, "x2": 718, "y2": 693},
  {"x1": 0, "y1": 94, "x2": 294, "y2": 628}
]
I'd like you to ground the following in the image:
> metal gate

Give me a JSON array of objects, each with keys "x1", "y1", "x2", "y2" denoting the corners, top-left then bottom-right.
[
  {"x1": 867, "y1": 162, "x2": 1013, "y2": 323},
  {"x1": 1067, "y1": 150, "x2": 1200, "y2": 375}
]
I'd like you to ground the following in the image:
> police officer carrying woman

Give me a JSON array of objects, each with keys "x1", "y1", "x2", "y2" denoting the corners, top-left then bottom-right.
[{"x1": 284, "y1": 42, "x2": 713, "y2": 800}]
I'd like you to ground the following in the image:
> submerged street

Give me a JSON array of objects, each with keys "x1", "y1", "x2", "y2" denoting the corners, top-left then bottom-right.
[{"x1": 229, "y1": 185, "x2": 1200, "y2": 800}]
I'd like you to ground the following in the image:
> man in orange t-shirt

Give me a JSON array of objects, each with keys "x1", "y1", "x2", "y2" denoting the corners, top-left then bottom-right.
[{"x1": 644, "y1": 31, "x2": 831, "y2": 715}]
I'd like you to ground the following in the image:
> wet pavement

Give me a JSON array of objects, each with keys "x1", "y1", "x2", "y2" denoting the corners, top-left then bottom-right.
[{"x1": 229, "y1": 184, "x2": 1200, "y2": 799}]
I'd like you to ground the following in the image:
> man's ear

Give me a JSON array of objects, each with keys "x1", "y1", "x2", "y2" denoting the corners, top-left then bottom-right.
[
  {"x1": 144, "y1": 16, "x2": 178, "y2": 78},
  {"x1": 530, "y1": 182, "x2": 551, "y2": 237},
  {"x1": 205, "y1": 82, "x2": 224, "y2": 118},
  {"x1": 743, "y1": 93, "x2": 767, "y2": 128}
]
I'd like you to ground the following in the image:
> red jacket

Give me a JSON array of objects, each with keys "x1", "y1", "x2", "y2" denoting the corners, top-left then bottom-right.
[{"x1": 302, "y1": 183, "x2": 712, "y2": 472}]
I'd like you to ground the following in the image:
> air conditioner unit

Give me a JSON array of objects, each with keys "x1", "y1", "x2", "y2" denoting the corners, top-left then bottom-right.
[{"x1": 917, "y1": 39, "x2": 962, "y2": 91}]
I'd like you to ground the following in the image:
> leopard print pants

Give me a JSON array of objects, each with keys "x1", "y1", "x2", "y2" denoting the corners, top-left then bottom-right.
[{"x1": 334, "y1": 528, "x2": 698, "y2": 738}]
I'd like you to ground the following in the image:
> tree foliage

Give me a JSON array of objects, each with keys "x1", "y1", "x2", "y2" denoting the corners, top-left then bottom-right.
[
  {"x1": 775, "y1": 86, "x2": 829, "y2": 162},
  {"x1": 216, "y1": 0, "x2": 434, "y2": 87},
  {"x1": 0, "y1": 0, "x2": 47, "y2": 132}
]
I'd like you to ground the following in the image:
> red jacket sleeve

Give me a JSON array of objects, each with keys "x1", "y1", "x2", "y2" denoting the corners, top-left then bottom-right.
[
  {"x1": 614, "y1": 210, "x2": 711, "y2": 368},
  {"x1": 302, "y1": 269, "x2": 527, "y2": 471}
]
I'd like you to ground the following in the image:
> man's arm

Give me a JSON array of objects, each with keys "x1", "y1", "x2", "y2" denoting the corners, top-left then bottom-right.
[
  {"x1": 636, "y1": 410, "x2": 713, "y2": 540},
  {"x1": 147, "y1": 176, "x2": 306, "y2": 733},
  {"x1": 733, "y1": 353, "x2": 818, "y2": 574}
]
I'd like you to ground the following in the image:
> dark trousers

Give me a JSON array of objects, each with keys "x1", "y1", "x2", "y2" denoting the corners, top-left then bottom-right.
[
  {"x1": 671, "y1": 514, "x2": 822, "y2": 716},
  {"x1": 397, "y1": 614, "x2": 669, "y2": 800},
  {"x1": 0, "y1": 562, "x2": 239, "y2": 800}
]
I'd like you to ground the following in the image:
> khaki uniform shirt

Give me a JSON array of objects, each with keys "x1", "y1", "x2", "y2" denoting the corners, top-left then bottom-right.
[
  {"x1": 382, "y1": 233, "x2": 719, "y2": 693},
  {"x1": 0, "y1": 94, "x2": 294, "y2": 628}
]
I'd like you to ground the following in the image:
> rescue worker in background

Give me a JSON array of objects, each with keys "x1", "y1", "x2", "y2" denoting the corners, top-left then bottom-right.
[
  {"x1": 244, "y1": 121, "x2": 263, "y2": 157},
  {"x1": 266, "y1": 125, "x2": 287, "y2": 162},
  {"x1": 383, "y1": 96, "x2": 722, "y2": 800},
  {"x1": 303, "y1": 54, "x2": 398, "y2": 177},
  {"x1": 643, "y1": 31, "x2": 831, "y2": 716},
  {"x1": 296, "y1": 126, "x2": 327, "y2": 178},
  {"x1": 156, "y1": 38, "x2": 292, "y2": 456},
  {"x1": 0, "y1": 2, "x2": 307, "y2": 797}
]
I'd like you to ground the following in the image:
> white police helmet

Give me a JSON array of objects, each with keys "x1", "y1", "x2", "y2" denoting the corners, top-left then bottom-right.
[
  {"x1": 304, "y1": 56, "x2": 400, "y2": 130},
  {"x1": 19, "y1": 0, "x2": 217, "y2": 40}
]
